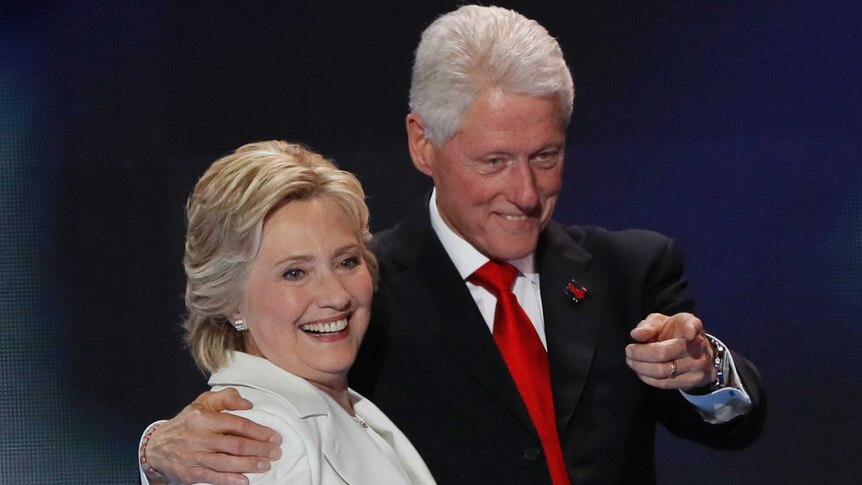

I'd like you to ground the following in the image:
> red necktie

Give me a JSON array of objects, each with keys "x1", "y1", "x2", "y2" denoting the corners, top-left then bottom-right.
[{"x1": 468, "y1": 261, "x2": 571, "y2": 485}]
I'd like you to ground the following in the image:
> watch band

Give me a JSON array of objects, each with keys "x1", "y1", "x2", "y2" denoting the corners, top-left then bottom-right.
[
  {"x1": 684, "y1": 333, "x2": 729, "y2": 395},
  {"x1": 704, "y1": 333, "x2": 729, "y2": 389}
]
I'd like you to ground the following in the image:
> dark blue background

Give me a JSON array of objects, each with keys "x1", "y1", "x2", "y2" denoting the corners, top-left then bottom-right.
[{"x1": 1, "y1": 1, "x2": 859, "y2": 483}]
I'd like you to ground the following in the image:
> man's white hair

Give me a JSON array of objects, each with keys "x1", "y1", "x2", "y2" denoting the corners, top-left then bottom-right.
[{"x1": 409, "y1": 5, "x2": 574, "y2": 145}]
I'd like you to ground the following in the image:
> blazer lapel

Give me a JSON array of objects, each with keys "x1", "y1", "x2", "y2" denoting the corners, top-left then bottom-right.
[
  {"x1": 380, "y1": 205, "x2": 536, "y2": 433},
  {"x1": 536, "y1": 222, "x2": 607, "y2": 436},
  {"x1": 316, "y1": 412, "x2": 357, "y2": 483},
  {"x1": 318, "y1": 400, "x2": 417, "y2": 484}
]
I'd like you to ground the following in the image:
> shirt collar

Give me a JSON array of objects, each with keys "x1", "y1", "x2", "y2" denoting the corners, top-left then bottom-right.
[{"x1": 428, "y1": 188, "x2": 536, "y2": 280}]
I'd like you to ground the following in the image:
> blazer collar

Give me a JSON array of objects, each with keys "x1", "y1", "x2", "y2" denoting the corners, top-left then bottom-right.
[
  {"x1": 210, "y1": 352, "x2": 413, "y2": 484},
  {"x1": 209, "y1": 351, "x2": 330, "y2": 419}
]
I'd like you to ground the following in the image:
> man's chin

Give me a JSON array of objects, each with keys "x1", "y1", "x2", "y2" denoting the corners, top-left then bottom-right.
[{"x1": 480, "y1": 235, "x2": 540, "y2": 261}]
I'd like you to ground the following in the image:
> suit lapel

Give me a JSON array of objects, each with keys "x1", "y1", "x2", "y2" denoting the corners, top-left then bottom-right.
[
  {"x1": 380, "y1": 204, "x2": 536, "y2": 433},
  {"x1": 537, "y1": 222, "x2": 607, "y2": 436}
]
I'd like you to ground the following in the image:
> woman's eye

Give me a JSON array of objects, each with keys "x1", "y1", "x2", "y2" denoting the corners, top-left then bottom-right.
[
  {"x1": 340, "y1": 256, "x2": 361, "y2": 269},
  {"x1": 282, "y1": 268, "x2": 306, "y2": 281}
]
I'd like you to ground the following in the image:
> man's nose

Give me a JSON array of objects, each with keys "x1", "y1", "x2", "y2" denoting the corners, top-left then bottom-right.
[{"x1": 506, "y1": 160, "x2": 540, "y2": 210}]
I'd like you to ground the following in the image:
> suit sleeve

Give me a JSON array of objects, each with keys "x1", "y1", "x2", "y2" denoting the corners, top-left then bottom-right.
[{"x1": 642, "y1": 237, "x2": 766, "y2": 449}]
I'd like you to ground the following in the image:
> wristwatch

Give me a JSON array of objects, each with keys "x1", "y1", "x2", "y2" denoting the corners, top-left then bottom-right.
[{"x1": 687, "y1": 333, "x2": 730, "y2": 395}]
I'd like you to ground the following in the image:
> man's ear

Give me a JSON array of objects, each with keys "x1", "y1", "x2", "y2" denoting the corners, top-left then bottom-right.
[{"x1": 406, "y1": 113, "x2": 434, "y2": 177}]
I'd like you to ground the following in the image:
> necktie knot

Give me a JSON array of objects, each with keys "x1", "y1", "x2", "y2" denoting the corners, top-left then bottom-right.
[{"x1": 468, "y1": 260, "x2": 518, "y2": 296}]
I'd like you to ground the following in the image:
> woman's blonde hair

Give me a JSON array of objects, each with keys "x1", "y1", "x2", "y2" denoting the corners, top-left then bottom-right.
[{"x1": 183, "y1": 140, "x2": 377, "y2": 373}]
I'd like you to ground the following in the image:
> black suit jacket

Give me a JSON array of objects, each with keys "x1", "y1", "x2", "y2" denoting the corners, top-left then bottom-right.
[{"x1": 351, "y1": 201, "x2": 765, "y2": 484}]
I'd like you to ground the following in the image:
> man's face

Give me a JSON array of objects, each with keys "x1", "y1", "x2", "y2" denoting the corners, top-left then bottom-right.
[{"x1": 412, "y1": 90, "x2": 565, "y2": 261}]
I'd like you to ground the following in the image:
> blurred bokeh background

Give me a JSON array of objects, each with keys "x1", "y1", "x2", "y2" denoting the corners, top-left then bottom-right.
[{"x1": 1, "y1": 1, "x2": 859, "y2": 483}]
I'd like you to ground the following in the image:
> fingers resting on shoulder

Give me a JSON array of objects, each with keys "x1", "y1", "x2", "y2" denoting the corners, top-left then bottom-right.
[{"x1": 144, "y1": 388, "x2": 282, "y2": 485}]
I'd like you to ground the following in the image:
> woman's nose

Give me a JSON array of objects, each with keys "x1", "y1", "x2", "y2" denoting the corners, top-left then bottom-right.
[{"x1": 315, "y1": 274, "x2": 352, "y2": 310}]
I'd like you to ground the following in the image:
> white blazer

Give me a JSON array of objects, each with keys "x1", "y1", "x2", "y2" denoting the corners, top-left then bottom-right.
[{"x1": 193, "y1": 351, "x2": 435, "y2": 485}]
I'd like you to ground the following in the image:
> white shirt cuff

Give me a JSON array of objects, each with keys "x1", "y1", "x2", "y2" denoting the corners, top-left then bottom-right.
[
  {"x1": 680, "y1": 338, "x2": 753, "y2": 424},
  {"x1": 138, "y1": 420, "x2": 168, "y2": 485}
]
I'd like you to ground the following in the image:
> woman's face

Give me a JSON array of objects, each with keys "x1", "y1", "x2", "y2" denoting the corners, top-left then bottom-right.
[{"x1": 238, "y1": 197, "x2": 373, "y2": 389}]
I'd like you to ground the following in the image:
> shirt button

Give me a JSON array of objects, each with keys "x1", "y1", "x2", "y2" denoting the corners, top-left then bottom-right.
[{"x1": 524, "y1": 447, "x2": 542, "y2": 462}]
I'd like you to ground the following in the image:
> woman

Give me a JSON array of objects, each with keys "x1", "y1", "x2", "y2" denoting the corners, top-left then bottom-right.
[{"x1": 175, "y1": 141, "x2": 434, "y2": 484}]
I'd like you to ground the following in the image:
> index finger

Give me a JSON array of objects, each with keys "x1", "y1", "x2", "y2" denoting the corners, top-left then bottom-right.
[
  {"x1": 196, "y1": 388, "x2": 254, "y2": 412},
  {"x1": 630, "y1": 313, "x2": 670, "y2": 342},
  {"x1": 663, "y1": 312, "x2": 703, "y2": 341}
]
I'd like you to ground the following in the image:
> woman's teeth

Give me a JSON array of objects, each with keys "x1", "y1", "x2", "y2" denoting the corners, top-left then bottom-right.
[{"x1": 300, "y1": 318, "x2": 348, "y2": 334}]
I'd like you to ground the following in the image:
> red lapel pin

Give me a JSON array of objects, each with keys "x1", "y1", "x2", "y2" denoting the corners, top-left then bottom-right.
[{"x1": 564, "y1": 279, "x2": 588, "y2": 302}]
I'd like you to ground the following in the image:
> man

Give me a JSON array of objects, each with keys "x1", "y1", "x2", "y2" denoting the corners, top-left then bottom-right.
[{"x1": 140, "y1": 5, "x2": 764, "y2": 484}]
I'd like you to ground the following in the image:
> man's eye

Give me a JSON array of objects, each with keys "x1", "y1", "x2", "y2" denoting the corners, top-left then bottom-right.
[
  {"x1": 282, "y1": 268, "x2": 306, "y2": 281},
  {"x1": 531, "y1": 151, "x2": 561, "y2": 169},
  {"x1": 339, "y1": 256, "x2": 361, "y2": 269},
  {"x1": 475, "y1": 157, "x2": 507, "y2": 174}
]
